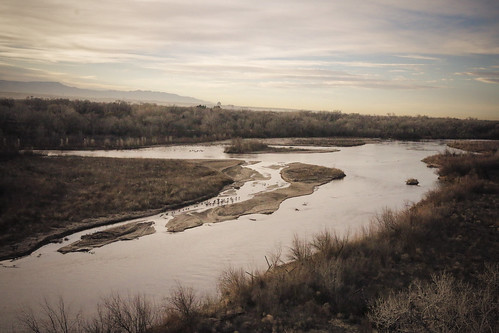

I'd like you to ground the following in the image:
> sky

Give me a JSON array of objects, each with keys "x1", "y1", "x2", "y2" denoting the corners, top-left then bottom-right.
[{"x1": 1, "y1": 0, "x2": 498, "y2": 119}]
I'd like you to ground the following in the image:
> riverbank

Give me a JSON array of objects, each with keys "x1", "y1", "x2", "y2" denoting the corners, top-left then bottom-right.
[
  {"x1": 166, "y1": 163, "x2": 346, "y2": 232},
  {"x1": 157, "y1": 149, "x2": 498, "y2": 332},
  {"x1": 11, "y1": 142, "x2": 497, "y2": 332},
  {"x1": 0, "y1": 156, "x2": 249, "y2": 261}
]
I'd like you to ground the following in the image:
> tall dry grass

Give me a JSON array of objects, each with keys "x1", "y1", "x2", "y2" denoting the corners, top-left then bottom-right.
[{"x1": 0, "y1": 155, "x2": 232, "y2": 260}]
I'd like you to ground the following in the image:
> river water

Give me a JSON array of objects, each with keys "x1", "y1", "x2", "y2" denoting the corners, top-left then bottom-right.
[{"x1": 0, "y1": 141, "x2": 451, "y2": 330}]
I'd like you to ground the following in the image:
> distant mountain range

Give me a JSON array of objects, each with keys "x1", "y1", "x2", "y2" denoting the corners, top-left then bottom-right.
[{"x1": 0, "y1": 80, "x2": 210, "y2": 106}]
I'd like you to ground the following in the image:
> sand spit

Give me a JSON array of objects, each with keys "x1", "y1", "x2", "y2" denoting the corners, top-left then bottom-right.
[
  {"x1": 58, "y1": 221, "x2": 155, "y2": 253},
  {"x1": 166, "y1": 163, "x2": 345, "y2": 232}
]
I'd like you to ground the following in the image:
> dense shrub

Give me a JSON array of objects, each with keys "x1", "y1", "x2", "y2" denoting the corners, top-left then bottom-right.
[{"x1": 1, "y1": 98, "x2": 498, "y2": 150}]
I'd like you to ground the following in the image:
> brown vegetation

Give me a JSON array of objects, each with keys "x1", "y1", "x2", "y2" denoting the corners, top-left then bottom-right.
[
  {"x1": 423, "y1": 150, "x2": 499, "y2": 182},
  {"x1": 284, "y1": 137, "x2": 369, "y2": 147},
  {"x1": 224, "y1": 138, "x2": 336, "y2": 154},
  {"x1": 19, "y1": 294, "x2": 159, "y2": 333},
  {"x1": 160, "y1": 150, "x2": 498, "y2": 331},
  {"x1": 224, "y1": 138, "x2": 270, "y2": 153},
  {"x1": 447, "y1": 139, "x2": 499, "y2": 152},
  {"x1": 0, "y1": 155, "x2": 235, "y2": 260},
  {"x1": 369, "y1": 267, "x2": 498, "y2": 332}
]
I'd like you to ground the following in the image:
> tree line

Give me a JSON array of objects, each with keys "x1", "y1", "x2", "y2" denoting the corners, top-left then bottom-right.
[{"x1": 0, "y1": 97, "x2": 497, "y2": 150}]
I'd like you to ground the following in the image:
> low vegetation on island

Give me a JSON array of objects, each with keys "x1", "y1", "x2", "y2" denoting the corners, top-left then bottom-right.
[
  {"x1": 224, "y1": 138, "x2": 338, "y2": 154},
  {"x1": 58, "y1": 221, "x2": 155, "y2": 254},
  {"x1": 0, "y1": 154, "x2": 237, "y2": 260},
  {"x1": 224, "y1": 138, "x2": 270, "y2": 153}
]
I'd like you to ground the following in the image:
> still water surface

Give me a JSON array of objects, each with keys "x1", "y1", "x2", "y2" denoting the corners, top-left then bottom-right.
[{"x1": 0, "y1": 141, "x2": 451, "y2": 330}]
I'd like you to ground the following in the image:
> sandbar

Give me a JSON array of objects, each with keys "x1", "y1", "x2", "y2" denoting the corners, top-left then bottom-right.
[
  {"x1": 58, "y1": 221, "x2": 155, "y2": 253},
  {"x1": 166, "y1": 162, "x2": 345, "y2": 232}
]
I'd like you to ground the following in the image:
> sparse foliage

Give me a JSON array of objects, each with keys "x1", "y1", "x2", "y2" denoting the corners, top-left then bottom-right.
[
  {"x1": 369, "y1": 266, "x2": 499, "y2": 332},
  {"x1": 18, "y1": 297, "x2": 82, "y2": 333},
  {"x1": 19, "y1": 294, "x2": 158, "y2": 333},
  {"x1": 167, "y1": 284, "x2": 199, "y2": 320},
  {"x1": 288, "y1": 234, "x2": 313, "y2": 262}
]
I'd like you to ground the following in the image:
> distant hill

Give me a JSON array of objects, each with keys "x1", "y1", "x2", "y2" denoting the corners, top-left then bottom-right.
[{"x1": 0, "y1": 80, "x2": 210, "y2": 106}]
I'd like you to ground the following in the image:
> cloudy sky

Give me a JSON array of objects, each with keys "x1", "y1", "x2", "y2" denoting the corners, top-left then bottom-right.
[{"x1": 1, "y1": 0, "x2": 498, "y2": 119}]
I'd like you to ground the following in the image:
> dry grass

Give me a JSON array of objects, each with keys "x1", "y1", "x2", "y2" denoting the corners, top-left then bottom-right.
[
  {"x1": 288, "y1": 137, "x2": 368, "y2": 147},
  {"x1": 423, "y1": 150, "x2": 499, "y2": 182},
  {"x1": 447, "y1": 139, "x2": 499, "y2": 153},
  {"x1": 0, "y1": 154, "x2": 233, "y2": 259},
  {"x1": 281, "y1": 162, "x2": 345, "y2": 183},
  {"x1": 369, "y1": 266, "x2": 498, "y2": 332},
  {"x1": 224, "y1": 138, "x2": 269, "y2": 153}
]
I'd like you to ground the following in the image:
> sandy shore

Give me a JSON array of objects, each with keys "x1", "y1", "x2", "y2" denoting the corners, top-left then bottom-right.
[{"x1": 166, "y1": 162, "x2": 345, "y2": 232}]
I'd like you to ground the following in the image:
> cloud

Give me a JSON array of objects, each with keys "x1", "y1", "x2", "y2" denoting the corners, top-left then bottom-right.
[
  {"x1": 456, "y1": 68, "x2": 499, "y2": 84},
  {"x1": 396, "y1": 55, "x2": 441, "y2": 61},
  {"x1": 1, "y1": 0, "x2": 498, "y2": 67},
  {"x1": 475, "y1": 77, "x2": 499, "y2": 84},
  {"x1": 0, "y1": 0, "x2": 497, "y2": 118}
]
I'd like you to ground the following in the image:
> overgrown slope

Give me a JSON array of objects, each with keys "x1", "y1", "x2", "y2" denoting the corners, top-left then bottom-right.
[{"x1": 157, "y1": 149, "x2": 498, "y2": 332}]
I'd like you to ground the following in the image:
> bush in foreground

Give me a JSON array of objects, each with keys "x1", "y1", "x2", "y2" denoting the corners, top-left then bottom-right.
[{"x1": 369, "y1": 266, "x2": 498, "y2": 332}]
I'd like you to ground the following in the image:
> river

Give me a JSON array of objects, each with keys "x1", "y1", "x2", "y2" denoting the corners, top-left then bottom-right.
[{"x1": 0, "y1": 140, "x2": 452, "y2": 331}]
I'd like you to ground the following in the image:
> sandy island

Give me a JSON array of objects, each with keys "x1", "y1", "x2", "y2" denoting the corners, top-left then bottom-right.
[
  {"x1": 0, "y1": 159, "x2": 262, "y2": 260},
  {"x1": 166, "y1": 162, "x2": 345, "y2": 232},
  {"x1": 3, "y1": 159, "x2": 344, "y2": 257},
  {"x1": 56, "y1": 160, "x2": 268, "y2": 253},
  {"x1": 58, "y1": 221, "x2": 155, "y2": 253}
]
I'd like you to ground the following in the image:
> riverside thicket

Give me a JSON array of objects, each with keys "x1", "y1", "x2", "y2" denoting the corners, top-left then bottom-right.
[{"x1": 1, "y1": 98, "x2": 497, "y2": 150}]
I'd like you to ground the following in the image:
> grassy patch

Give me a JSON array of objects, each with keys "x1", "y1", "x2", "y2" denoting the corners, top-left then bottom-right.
[
  {"x1": 423, "y1": 150, "x2": 499, "y2": 182},
  {"x1": 447, "y1": 139, "x2": 499, "y2": 153},
  {"x1": 224, "y1": 138, "x2": 269, "y2": 153},
  {"x1": 289, "y1": 137, "x2": 368, "y2": 147},
  {"x1": 0, "y1": 155, "x2": 232, "y2": 259},
  {"x1": 281, "y1": 162, "x2": 345, "y2": 183}
]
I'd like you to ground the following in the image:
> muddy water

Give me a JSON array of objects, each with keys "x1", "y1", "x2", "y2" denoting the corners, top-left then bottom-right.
[{"x1": 0, "y1": 141, "x2": 451, "y2": 330}]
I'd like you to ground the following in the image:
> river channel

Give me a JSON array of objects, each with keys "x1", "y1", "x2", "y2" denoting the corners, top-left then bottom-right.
[{"x1": 0, "y1": 141, "x2": 452, "y2": 330}]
